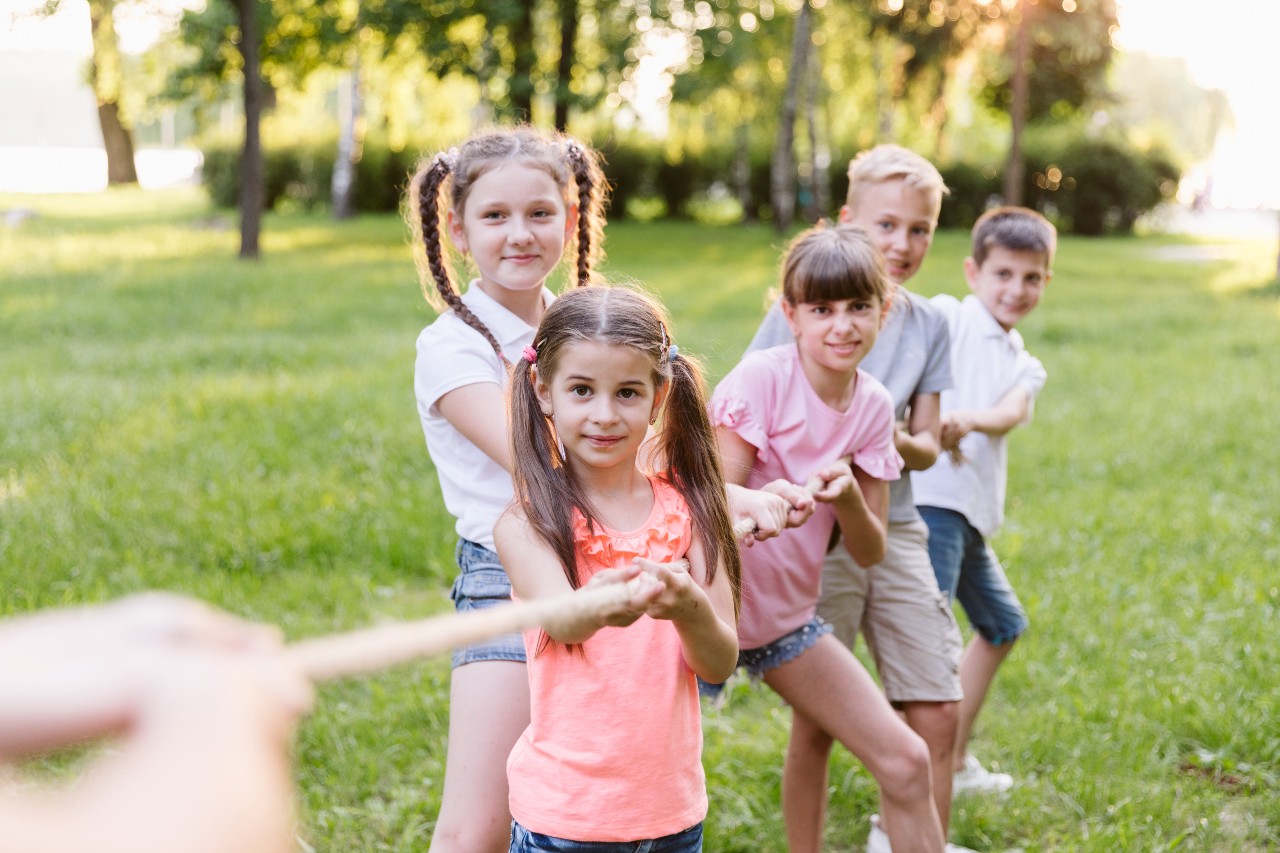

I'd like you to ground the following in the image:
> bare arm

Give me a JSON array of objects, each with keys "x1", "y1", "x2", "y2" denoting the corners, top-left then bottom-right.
[
  {"x1": 940, "y1": 386, "x2": 1033, "y2": 451},
  {"x1": 494, "y1": 508, "x2": 660, "y2": 645},
  {"x1": 895, "y1": 390, "x2": 943, "y2": 472},
  {"x1": 637, "y1": 535, "x2": 739, "y2": 683},
  {"x1": 809, "y1": 461, "x2": 889, "y2": 568},
  {"x1": 436, "y1": 382, "x2": 512, "y2": 472}
]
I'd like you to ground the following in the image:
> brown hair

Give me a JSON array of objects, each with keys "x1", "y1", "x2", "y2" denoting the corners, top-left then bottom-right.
[
  {"x1": 781, "y1": 223, "x2": 893, "y2": 310},
  {"x1": 509, "y1": 287, "x2": 741, "y2": 617},
  {"x1": 408, "y1": 126, "x2": 608, "y2": 361},
  {"x1": 971, "y1": 206, "x2": 1057, "y2": 268}
]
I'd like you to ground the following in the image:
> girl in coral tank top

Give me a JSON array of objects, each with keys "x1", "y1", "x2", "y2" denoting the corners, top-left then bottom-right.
[{"x1": 493, "y1": 286, "x2": 741, "y2": 852}]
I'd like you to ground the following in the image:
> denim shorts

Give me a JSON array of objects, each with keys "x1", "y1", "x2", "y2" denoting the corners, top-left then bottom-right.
[
  {"x1": 919, "y1": 506, "x2": 1028, "y2": 646},
  {"x1": 450, "y1": 539, "x2": 527, "y2": 668},
  {"x1": 509, "y1": 821, "x2": 703, "y2": 852},
  {"x1": 699, "y1": 615, "x2": 831, "y2": 698}
]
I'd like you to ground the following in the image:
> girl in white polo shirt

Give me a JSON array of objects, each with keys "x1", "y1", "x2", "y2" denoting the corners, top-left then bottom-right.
[{"x1": 410, "y1": 126, "x2": 608, "y2": 851}]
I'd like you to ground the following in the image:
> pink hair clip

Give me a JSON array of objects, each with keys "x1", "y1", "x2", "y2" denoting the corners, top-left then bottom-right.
[{"x1": 522, "y1": 346, "x2": 538, "y2": 364}]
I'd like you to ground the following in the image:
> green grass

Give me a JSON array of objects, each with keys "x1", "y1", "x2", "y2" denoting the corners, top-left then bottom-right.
[{"x1": 2, "y1": 188, "x2": 1277, "y2": 851}]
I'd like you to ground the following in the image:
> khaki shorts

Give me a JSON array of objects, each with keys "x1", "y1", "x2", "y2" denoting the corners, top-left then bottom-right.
[{"x1": 817, "y1": 518, "x2": 963, "y2": 704}]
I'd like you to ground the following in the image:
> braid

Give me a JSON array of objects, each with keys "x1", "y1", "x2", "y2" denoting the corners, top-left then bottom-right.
[
  {"x1": 412, "y1": 152, "x2": 507, "y2": 363},
  {"x1": 565, "y1": 137, "x2": 606, "y2": 289}
]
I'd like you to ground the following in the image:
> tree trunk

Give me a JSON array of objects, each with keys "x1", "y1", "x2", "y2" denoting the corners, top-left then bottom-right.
[
  {"x1": 772, "y1": 1, "x2": 811, "y2": 233},
  {"x1": 804, "y1": 36, "x2": 827, "y2": 223},
  {"x1": 332, "y1": 60, "x2": 362, "y2": 220},
  {"x1": 234, "y1": 0, "x2": 263, "y2": 259},
  {"x1": 1003, "y1": 0, "x2": 1031, "y2": 206},
  {"x1": 88, "y1": 0, "x2": 137, "y2": 185},
  {"x1": 554, "y1": 0, "x2": 578, "y2": 131},
  {"x1": 734, "y1": 121, "x2": 754, "y2": 223},
  {"x1": 873, "y1": 33, "x2": 893, "y2": 143},
  {"x1": 509, "y1": 2, "x2": 537, "y2": 121}
]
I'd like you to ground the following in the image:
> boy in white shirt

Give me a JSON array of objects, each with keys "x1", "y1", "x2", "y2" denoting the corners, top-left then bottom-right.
[{"x1": 913, "y1": 206, "x2": 1056, "y2": 794}]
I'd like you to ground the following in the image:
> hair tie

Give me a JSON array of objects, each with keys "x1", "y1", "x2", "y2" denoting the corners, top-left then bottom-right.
[
  {"x1": 668, "y1": 344, "x2": 679, "y2": 362},
  {"x1": 433, "y1": 147, "x2": 458, "y2": 172},
  {"x1": 522, "y1": 346, "x2": 538, "y2": 364}
]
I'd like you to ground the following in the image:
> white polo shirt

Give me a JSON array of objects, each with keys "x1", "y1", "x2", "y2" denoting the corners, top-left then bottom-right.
[
  {"x1": 414, "y1": 284, "x2": 553, "y2": 551},
  {"x1": 912, "y1": 293, "x2": 1046, "y2": 538}
]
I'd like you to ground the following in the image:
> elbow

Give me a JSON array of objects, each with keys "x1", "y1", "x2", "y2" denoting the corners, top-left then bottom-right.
[{"x1": 700, "y1": 653, "x2": 739, "y2": 685}]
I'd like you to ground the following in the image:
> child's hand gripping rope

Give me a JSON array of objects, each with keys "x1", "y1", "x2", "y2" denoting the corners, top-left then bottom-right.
[{"x1": 729, "y1": 461, "x2": 850, "y2": 540}]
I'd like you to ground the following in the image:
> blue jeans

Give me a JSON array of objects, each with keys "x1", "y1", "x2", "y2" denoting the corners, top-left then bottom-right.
[
  {"x1": 698, "y1": 615, "x2": 832, "y2": 698},
  {"x1": 509, "y1": 821, "x2": 703, "y2": 852},
  {"x1": 450, "y1": 539, "x2": 527, "y2": 668},
  {"x1": 919, "y1": 506, "x2": 1028, "y2": 646}
]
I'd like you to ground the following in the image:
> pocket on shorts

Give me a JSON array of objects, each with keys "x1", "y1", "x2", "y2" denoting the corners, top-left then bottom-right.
[{"x1": 450, "y1": 565, "x2": 513, "y2": 606}]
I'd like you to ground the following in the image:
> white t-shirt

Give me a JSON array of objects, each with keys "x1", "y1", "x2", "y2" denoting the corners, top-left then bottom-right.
[
  {"x1": 414, "y1": 284, "x2": 553, "y2": 551},
  {"x1": 912, "y1": 293, "x2": 1046, "y2": 538}
]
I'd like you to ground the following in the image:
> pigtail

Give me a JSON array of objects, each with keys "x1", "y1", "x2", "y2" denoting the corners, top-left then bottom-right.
[
  {"x1": 509, "y1": 354, "x2": 581, "y2": 590},
  {"x1": 564, "y1": 137, "x2": 607, "y2": 288},
  {"x1": 658, "y1": 351, "x2": 743, "y2": 617},
  {"x1": 410, "y1": 152, "x2": 506, "y2": 362}
]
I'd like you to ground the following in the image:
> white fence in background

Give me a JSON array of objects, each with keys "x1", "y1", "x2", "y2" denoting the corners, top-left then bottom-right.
[{"x1": 0, "y1": 147, "x2": 203, "y2": 193}]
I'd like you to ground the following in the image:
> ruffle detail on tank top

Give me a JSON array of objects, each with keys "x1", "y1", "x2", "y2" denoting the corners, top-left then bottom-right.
[{"x1": 572, "y1": 483, "x2": 691, "y2": 568}]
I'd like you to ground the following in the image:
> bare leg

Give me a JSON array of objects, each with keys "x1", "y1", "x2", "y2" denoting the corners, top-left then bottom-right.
[
  {"x1": 784, "y1": 712, "x2": 835, "y2": 853},
  {"x1": 955, "y1": 636, "x2": 1015, "y2": 771},
  {"x1": 901, "y1": 700, "x2": 959, "y2": 835},
  {"x1": 769, "y1": 635, "x2": 944, "y2": 853},
  {"x1": 429, "y1": 661, "x2": 529, "y2": 853}
]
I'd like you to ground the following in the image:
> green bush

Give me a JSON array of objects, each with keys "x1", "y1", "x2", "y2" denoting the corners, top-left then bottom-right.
[
  {"x1": 1023, "y1": 133, "x2": 1180, "y2": 236},
  {"x1": 938, "y1": 162, "x2": 1001, "y2": 230},
  {"x1": 200, "y1": 138, "x2": 421, "y2": 214}
]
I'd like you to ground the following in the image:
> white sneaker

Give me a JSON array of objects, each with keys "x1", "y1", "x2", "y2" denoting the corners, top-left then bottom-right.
[
  {"x1": 953, "y1": 753, "x2": 1014, "y2": 794},
  {"x1": 866, "y1": 815, "x2": 892, "y2": 853},
  {"x1": 867, "y1": 814, "x2": 979, "y2": 852}
]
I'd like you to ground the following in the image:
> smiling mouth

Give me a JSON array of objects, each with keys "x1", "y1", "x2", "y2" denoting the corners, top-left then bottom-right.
[{"x1": 586, "y1": 435, "x2": 622, "y2": 446}]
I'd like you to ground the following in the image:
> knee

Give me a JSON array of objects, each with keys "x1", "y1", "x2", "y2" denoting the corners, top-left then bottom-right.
[{"x1": 872, "y1": 730, "x2": 934, "y2": 803}]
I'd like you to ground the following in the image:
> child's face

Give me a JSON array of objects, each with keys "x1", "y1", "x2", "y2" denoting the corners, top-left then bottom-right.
[
  {"x1": 840, "y1": 178, "x2": 937, "y2": 284},
  {"x1": 964, "y1": 246, "x2": 1051, "y2": 331},
  {"x1": 447, "y1": 162, "x2": 576, "y2": 306},
  {"x1": 535, "y1": 340, "x2": 666, "y2": 474},
  {"x1": 782, "y1": 296, "x2": 884, "y2": 380}
]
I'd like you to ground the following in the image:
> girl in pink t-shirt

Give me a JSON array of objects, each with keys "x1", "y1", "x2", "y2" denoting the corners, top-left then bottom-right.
[
  {"x1": 710, "y1": 225, "x2": 947, "y2": 853},
  {"x1": 494, "y1": 286, "x2": 741, "y2": 851}
]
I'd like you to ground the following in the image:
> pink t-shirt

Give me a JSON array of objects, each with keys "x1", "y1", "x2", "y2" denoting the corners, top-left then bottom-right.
[
  {"x1": 507, "y1": 477, "x2": 706, "y2": 842},
  {"x1": 710, "y1": 345, "x2": 902, "y2": 650}
]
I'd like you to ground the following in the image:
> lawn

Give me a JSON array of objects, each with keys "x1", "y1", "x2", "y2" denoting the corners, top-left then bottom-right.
[{"x1": 1, "y1": 188, "x2": 1277, "y2": 851}]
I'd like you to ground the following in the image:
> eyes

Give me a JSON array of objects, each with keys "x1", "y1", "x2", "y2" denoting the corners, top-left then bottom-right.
[
  {"x1": 806, "y1": 300, "x2": 877, "y2": 316},
  {"x1": 568, "y1": 384, "x2": 643, "y2": 400},
  {"x1": 874, "y1": 219, "x2": 932, "y2": 237},
  {"x1": 476, "y1": 206, "x2": 559, "y2": 222}
]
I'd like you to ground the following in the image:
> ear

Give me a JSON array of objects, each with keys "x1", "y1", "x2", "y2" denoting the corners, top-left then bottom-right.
[
  {"x1": 963, "y1": 256, "x2": 980, "y2": 293},
  {"x1": 837, "y1": 205, "x2": 853, "y2": 225},
  {"x1": 878, "y1": 293, "x2": 893, "y2": 328},
  {"x1": 531, "y1": 365, "x2": 553, "y2": 416},
  {"x1": 780, "y1": 299, "x2": 802, "y2": 337},
  {"x1": 446, "y1": 208, "x2": 468, "y2": 255},
  {"x1": 649, "y1": 380, "x2": 670, "y2": 424}
]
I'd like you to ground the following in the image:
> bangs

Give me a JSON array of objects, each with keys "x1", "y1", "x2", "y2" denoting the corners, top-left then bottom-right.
[{"x1": 786, "y1": 252, "x2": 881, "y2": 305}]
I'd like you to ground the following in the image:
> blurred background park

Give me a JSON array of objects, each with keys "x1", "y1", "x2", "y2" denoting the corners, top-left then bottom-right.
[
  {"x1": 2, "y1": 0, "x2": 1279, "y2": 245},
  {"x1": 2, "y1": 1, "x2": 1278, "y2": 850}
]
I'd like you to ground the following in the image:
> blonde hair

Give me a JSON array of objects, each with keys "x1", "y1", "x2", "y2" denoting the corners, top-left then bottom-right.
[{"x1": 846, "y1": 144, "x2": 948, "y2": 220}]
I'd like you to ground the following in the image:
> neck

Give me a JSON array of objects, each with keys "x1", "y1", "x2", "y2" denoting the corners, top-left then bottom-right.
[
  {"x1": 477, "y1": 281, "x2": 546, "y2": 327},
  {"x1": 566, "y1": 456, "x2": 651, "y2": 527},
  {"x1": 796, "y1": 348, "x2": 860, "y2": 412}
]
